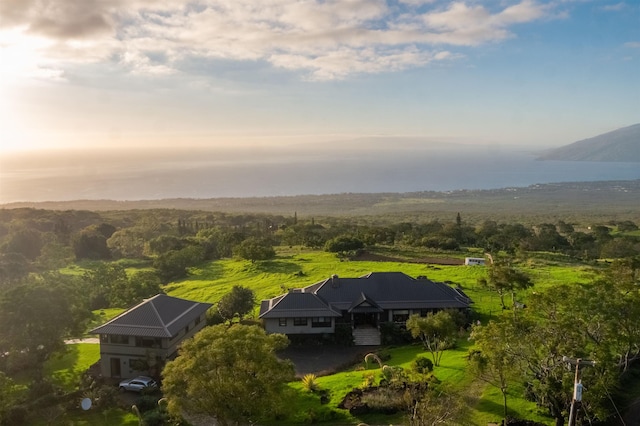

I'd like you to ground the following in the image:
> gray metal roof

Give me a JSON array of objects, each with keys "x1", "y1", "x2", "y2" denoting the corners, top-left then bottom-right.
[
  {"x1": 90, "y1": 294, "x2": 213, "y2": 338},
  {"x1": 348, "y1": 292, "x2": 384, "y2": 313},
  {"x1": 259, "y1": 272, "x2": 471, "y2": 318},
  {"x1": 259, "y1": 292, "x2": 341, "y2": 319}
]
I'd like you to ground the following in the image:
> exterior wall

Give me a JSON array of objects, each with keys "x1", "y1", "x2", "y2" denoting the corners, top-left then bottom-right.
[
  {"x1": 263, "y1": 317, "x2": 335, "y2": 334},
  {"x1": 164, "y1": 312, "x2": 208, "y2": 358},
  {"x1": 98, "y1": 335, "x2": 169, "y2": 378},
  {"x1": 98, "y1": 312, "x2": 209, "y2": 378}
]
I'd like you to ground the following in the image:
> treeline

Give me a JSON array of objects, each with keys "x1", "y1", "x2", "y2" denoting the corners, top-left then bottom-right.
[{"x1": 1, "y1": 208, "x2": 639, "y2": 289}]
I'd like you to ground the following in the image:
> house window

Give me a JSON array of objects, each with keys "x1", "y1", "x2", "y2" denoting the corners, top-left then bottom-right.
[
  {"x1": 195, "y1": 316, "x2": 201, "y2": 325},
  {"x1": 392, "y1": 310, "x2": 410, "y2": 323},
  {"x1": 135, "y1": 337, "x2": 161, "y2": 348},
  {"x1": 293, "y1": 318, "x2": 308, "y2": 326},
  {"x1": 279, "y1": 318, "x2": 287, "y2": 326},
  {"x1": 184, "y1": 325, "x2": 190, "y2": 334},
  {"x1": 100, "y1": 334, "x2": 108, "y2": 343},
  {"x1": 311, "y1": 317, "x2": 331, "y2": 328},
  {"x1": 109, "y1": 335, "x2": 129, "y2": 345}
]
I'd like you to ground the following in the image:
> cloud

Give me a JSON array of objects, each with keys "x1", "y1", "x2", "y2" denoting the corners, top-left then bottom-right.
[
  {"x1": 601, "y1": 2, "x2": 625, "y2": 11},
  {"x1": 0, "y1": 0, "x2": 114, "y2": 38},
  {"x1": 0, "y1": 0, "x2": 555, "y2": 80},
  {"x1": 624, "y1": 41, "x2": 640, "y2": 48}
]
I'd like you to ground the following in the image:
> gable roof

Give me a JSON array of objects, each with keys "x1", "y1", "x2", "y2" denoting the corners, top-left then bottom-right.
[
  {"x1": 348, "y1": 292, "x2": 384, "y2": 313},
  {"x1": 259, "y1": 272, "x2": 471, "y2": 318},
  {"x1": 90, "y1": 294, "x2": 213, "y2": 338}
]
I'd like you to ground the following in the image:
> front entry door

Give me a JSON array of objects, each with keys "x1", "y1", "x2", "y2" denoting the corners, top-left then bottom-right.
[
  {"x1": 110, "y1": 357, "x2": 121, "y2": 377},
  {"x1": 354, "y1": 313, "x2": 377, "y2": 328}
]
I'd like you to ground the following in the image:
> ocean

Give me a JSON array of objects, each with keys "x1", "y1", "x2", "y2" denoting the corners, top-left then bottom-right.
[{"x1": 1, "y1": 146, "x2": 639, "y2": 203}]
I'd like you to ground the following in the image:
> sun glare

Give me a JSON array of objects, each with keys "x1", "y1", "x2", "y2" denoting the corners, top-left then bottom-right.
[{"x1": 0, "y1": 28, "x2": 58, "y2": 152}]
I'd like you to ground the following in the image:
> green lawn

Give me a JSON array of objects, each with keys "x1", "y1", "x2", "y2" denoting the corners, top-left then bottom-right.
[
  {"x1": 45, "y1": 344, "x2": 101, "y2": 391},
  {"x1": 30, "y1": 408, "x2": 140, "y2": 426}
]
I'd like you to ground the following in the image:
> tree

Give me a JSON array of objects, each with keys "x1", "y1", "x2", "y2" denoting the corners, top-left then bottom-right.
[
  {"x1": 106, "y1": 228, "x2": 146, "y2": 259},
  {"x1": 4, "y1": 228, "x2": 43, "y2": 260},
  {"x1": 83, "y1": 263, "x2": 129, "y2": 309},
  {"x1": 0, "y1": 252, "x2": 30, "y2": 289},
  {"x1": 0, "y1": 273, "x2": 90, "y2": 379},
  {"x1": 153, "y1": 245, "x2": 205, "y2": 282},
  {"x1": 233, "y1": 237, "x2": 275, "y2": 263},
  {"x1": 406, "y1": 311, "x2": 458, "y2": 366},
  {"x1": 0, "y1": 372, "x2": 21, "y2": 424},
  {"x1": 469, "y1": 320, "x2": 519, "y2": 422},
  {"x1": 72, "y1": 227, "x2": 111, "y2": 260},
  {"x1": 617, "y1": 220, "x2": 638, "y2": 232},
  {"x1": 110, "y1": 270, "x2": 162, "y2": 308},
  {"x1": 482, "y1": 276, "x2": 639, "y2": 425},
  {"x1": 478, "y1": 261, "x2": 534, "y2": 310},
  {"x1": 409, "y1": 385, "x2": 467, "y2": 425},
  {"x1": 162, "y1": 324, "x2": 295, "y2": 426},
  {"x1": 217, "y1": 285, "x2": 256, "y2": 323},
  {"x1": 324, "y1": 236, "x2": 364, "y2": 255}
]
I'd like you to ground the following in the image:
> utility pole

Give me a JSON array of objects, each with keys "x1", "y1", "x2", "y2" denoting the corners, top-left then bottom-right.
[{"x1": 563, "y1": 356, "x2": 596, "y2": 426}]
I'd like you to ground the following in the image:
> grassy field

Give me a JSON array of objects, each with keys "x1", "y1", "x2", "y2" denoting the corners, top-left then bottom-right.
[
  {"x1": 45, "y1": 344, "x2": 100, "y2": 391},
  {"x1": 158, "y1": 246, "x2": 592, "y2": 425},
  {"x1": 71, "y1": 246, "x2": 597, "y2": 425}
]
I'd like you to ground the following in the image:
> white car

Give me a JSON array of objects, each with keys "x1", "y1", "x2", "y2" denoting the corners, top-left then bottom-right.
[{"x1": 118, "y1": 376, "x2": 158, "y2": 392}]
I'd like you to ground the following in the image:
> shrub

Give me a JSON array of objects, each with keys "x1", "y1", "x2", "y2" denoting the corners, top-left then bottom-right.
[
  {"x1": 136, "y1": 395, "x2": 161, "y2": 412},
  {"x1": 379, "y1": 322, "x2": 412, "y2": 345},
  {"x1": 141, "y1": 408, "x2": 168, "y2": 426},
  {"x1": 412, "y1": 356, "x2": 434, "y2": 374},
  {"x1": 301, "y1": 374, "x2": 319, "y2": 392},
  {"x1": 381, "y1": 365, "x2": 406, "y2": 384},
  {"x1": 83, "y1": 384, "x2": 118, "y2": 409},
  {"x1": 362, "y1": 372, "x2": 376, "y2": 389},
  {"x1": 332, "y1": 323, "x2": 354, "y2": 346},
  {"x1": 28, "y1": 379, "x2": 58, "y2": 400}
]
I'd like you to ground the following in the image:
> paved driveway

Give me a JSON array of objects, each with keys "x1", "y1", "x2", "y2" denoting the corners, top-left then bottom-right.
[{"x1": 278, "y1": 345, "x2": 378, "y2": 377}]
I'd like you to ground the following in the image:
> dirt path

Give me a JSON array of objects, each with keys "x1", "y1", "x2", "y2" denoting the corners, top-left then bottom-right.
[{"x1": 65, "y1": 338, "x2": 99, "y2": 344}]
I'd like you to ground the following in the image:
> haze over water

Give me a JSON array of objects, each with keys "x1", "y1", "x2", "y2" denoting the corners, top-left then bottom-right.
[{"x1": 2, "y1": 145, "x2": 639, "y2": 204}]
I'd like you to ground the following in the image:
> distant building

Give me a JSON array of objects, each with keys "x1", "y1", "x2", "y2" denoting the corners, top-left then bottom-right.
[
  {"x1": 90, "y1": 294, "x2": 212, "y2": 379},
  {"x1": 465, "y1": 257, "x2": 486, "y2": 266},
  {"x1": 259, "y1": 272, "x2": 472, "y2": 345}
]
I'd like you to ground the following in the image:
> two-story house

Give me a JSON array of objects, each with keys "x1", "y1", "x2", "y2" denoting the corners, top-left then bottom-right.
[{"x1": 90, "y1": 294, "x2": 212, "y2": 379}]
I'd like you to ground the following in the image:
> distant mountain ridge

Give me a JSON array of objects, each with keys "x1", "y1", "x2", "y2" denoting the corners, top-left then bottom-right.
[{"x1": 538, "y1": 123, "x2": 640, "y2": 162}]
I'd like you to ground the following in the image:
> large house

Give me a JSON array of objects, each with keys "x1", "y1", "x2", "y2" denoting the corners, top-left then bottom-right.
[
  {"x1": 259, "y1": 272, "x2": 472, "y2": 345},
  {"x1": 90, "y1": 294, "x2": 212, "y2": 379}
]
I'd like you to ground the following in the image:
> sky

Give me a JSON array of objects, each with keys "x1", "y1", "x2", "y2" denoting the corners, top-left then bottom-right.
[{"x1": 0, "y1": 0, "x2": 639, "y2": 153}]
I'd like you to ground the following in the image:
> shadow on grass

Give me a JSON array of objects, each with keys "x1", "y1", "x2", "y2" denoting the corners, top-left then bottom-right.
[
  {"x1": 255, "y1": 260, "x2": 303, "y2": 275},
  {"x1": 46, "y1": 345, "x2": 82, "y2": 391},
  {"x1": 184, "y1": 261, "x2": 226, "y2": 281},
  {"x1": 266, "y1": 387, "x2": 352, "y2": 426},
  {"x1": 45, "y1": 344, "x2": 100, "y2": 392},
  {"x1": 475, "y1": 397, "x2": 509, "y2": 423}
]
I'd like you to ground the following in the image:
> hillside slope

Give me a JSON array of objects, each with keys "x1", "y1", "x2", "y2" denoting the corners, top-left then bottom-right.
[{"x1": 538, "y1": 123, "x2": 640, "y2": 162}]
